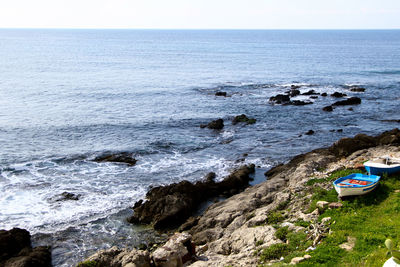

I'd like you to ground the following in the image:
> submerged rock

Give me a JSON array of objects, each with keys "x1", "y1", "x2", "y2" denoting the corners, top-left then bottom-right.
[
  {"x1": 289, "y1": 100, "x2": 313, "y2": 106},
  {"x1": 301, "y1": 90, "x2": 319, "y2": 96},
  {"x1": 128, "y1": 165, "x2": 255, "y2": 230},
  {"x1": 348, "y1": 86, "x2": 366, "y2": 92},
  {"x1": 322, "y1": 106, "x2": 333, "y2": 112},
  {"x1": 232, "y1": 114, "x2": 256, "y2": 125},
  {"x1": 332, "y1": 97, "x2": 361, "y2": 106},
  {"x1": 0, "y1": 228, "x2": 52, "y2": 267},
  {"x1": 321, "y1": 92, "x2": 328, "y2": 97},
  {"x1": 200, "y1": 119, "x2": 224, "y2": 130},
  {"x1": 305, "y1": 130, "x2": 315, "y2": 135},
  {"x1": 215, "y1": 91, "x2": 227, "y2": 97},
  {"x1": 94, "y1": 152, "x2": 137, "y2": 166},
  {"x1": 331, "y1": 92, "x2": 347, "y2": 98}
]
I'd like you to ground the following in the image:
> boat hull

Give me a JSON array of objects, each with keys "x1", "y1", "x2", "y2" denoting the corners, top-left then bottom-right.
[
  {"x1": 333, "y1": 173, "x2": 380, "y2": 197},
  {"x1": 364, "y1": 165, "x2": 400, "y2": 176}
]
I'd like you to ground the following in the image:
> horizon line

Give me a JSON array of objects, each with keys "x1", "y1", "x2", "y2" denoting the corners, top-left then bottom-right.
[{"x1": 0, "y1": 27, "x2": 400, "y2": 31}]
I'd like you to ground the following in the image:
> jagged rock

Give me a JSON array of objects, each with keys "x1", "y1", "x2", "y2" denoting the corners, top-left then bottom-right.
[
  {"x1": 269, "y1": 94, "x2": 290, "y2": 104},
  {"x1": 83, "y1": 246, "x2": 151, "y2": 267},
  {"x1": 289, "y1": 89, "x2": 301, "y2": 97},
  {"x1": 0, "y1": 228, "x2": 52, "y2": 267},
  {"x1": 94, "y1": 152, "x2": 137, "y2": 165},
  {"x1": 152, "y1": 233, "x2": 195, "y2": 267},
  {"x1": 128, "y1": 165, "x2": 255, "y2": 230},
  {"x1": 215, "y1": 91, "x2": 227, "y2": 97},
  {"x1": 322, "y1": 106, "x2": 333, "y2": 112},
  {"x1": 331, "y1": 92, "x2": 347, "y2": 98},
  {"x1": 301, "y1": 90, "x2": 319, "y2": 95},
  {"x1": 332, "y1": 97, "x2": 361, "y2": 106},
  {"x1": 200, "y1": 119, "x2": 224, "y2": 130},
  {"x1": 289, "y1": 100, "x2": 313, "y2": 106},
  {"x1": 232, "y1": 114, "x2": 256, "y2": 125}
]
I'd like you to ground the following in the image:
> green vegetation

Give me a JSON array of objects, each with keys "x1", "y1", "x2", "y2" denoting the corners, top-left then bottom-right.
[
  {"x1": 275, "y1": 226, "x2": 289, "y2": 241},
  {"x1": 306, "y1": 168, "x2": 364, "y2": 186},
  {"x1": 259, "y1": 170, "x2": 400, "y2": 266},
  {"x1": 266, "y1": 211, "x2": 285, "y2": 224},
  {"x1": 294, "y1": 219, "x2": 311, "y2": 228}
]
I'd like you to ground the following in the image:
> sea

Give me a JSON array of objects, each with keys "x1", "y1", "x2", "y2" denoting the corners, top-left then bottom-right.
[{"x1": 0, "y1": 29, "x2": 399, "y2": 266}]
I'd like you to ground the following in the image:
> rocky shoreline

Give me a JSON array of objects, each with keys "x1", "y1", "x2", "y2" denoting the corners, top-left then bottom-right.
[
  {"x1": 78, "y1": 128, "x2": 400, "y2": 266},
  {"x1": 2, "y1": 129, "x2": 399, "y2": 267}
]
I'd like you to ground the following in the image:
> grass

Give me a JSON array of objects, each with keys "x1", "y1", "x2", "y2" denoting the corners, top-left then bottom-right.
[
  {"x1": 259, "y1": 171, "x2": 400, "y2": 266},
  {"x1": 266, "y1": 211, "x2": 285, "y2": 225},
  {"x1": 76, "y1": 261, "x2": 98, "y2": 267}
]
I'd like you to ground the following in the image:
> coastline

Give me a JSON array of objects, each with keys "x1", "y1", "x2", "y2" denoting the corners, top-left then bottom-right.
[
  {"x1": 76, "y1": 128, "x2": 400, "y2": 266},
  {"x1": 2, "y1": 128, "x2": 399, "y2": 266}
]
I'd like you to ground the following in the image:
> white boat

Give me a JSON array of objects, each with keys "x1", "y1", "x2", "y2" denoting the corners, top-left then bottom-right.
[
  {"x1": 364, "y1": 156, "x2": 400, "y2": 176},
  {"x1": 333, "y1": 173, "x2": 380, "y2": 197}
]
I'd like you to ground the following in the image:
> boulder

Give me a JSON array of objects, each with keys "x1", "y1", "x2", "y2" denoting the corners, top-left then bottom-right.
[
  {"x1": 301, "y1": 90, "x2": 319, "y2": 96},
  {"x1": 56, "y1": 192, "x2": 80, "y2": 201},
  {"x1": 215, "y1": 91, "x2": 227, "y2": 97},
  {"x1": 82, "y1": 246, "x2": 151, "y2": 267},
  {"x1": 269, "y1": 94, "x2": 290, "y2": 104},
  {"x1": 152, "y1": 233, "x2": 195, "y2": 267},
  {"x1": 288, "y1": 89, "x2": 301, "y2": 97},
  {"x1": 0, "y1": 228, "x2": 52, "y2": 267},
  {"x1": 200, "y1": 119, "x2": 224, "y2": 130},
  {"x1": 322, "y1": 106, "x2": 333, "y2": 112},
  {"x1": 128, "y1": 165, "x2": 255, "y2": 230},
  {"x1": 316, "y1": 201, "x2": 329, "y2": 209},
  {"x1": 331, "y1": 92, "x2": 347, "y2": 98},
  {"x1": 321, "y1": 92, "x2": 328, "y2": 97},
  {"x1": 232, "y1": 114, "x2": 256, "y2": 125},
  {"x1": 332, "y1": 97, "x2": 361, "y2": 106},
  {"x1": 94, "y1": 152, "x2": 137, "y2": 165},
  {"x1": 291, "y1": 256, "x2": 305, "y2": 264}
]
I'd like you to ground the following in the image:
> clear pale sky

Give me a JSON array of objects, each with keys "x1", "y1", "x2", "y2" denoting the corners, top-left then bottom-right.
[{"x1": 0, "y1": 0, "x2": 399, "y2": 29}]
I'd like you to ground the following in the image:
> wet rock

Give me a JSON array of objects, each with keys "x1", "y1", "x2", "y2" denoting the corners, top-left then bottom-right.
[
  {"x1": 322, "y1": 106, "x2": 333, "y2": 112},
  {"x1": 349, "y1": 86, "x2": 366, "y2": 92},
  {"x1": 94, "y1": 152, "x2": 137, "y2": 166},
  {"x1": 215, "y1": 91, "x2": 227, "y2": 97},
  {"x1": 291, "y1": 85, "x2": 301, "y2": 90},
  {"x1": 152, "y1": 233, "x2": 195, "y2": 267},
  {"x1": 337, "y1": 129, "x2": 343, "y2": 132},
  {"x1": 288, "y1": 89, "x2": 301, "y2": 97},
  {"x1": 51, "y1": 192, "x2": 81, "y2": 202},
  {"x1": 305, "y1": 130, "x2": 315, "y2": 135},
  {"x1": 232, "y1": 114, "x2": 256, "y2": 125},
  {"x1": 348, "y1": 107, "x2": 354, "y2": 111},
  {"x1": 200, "y1": 119, "x2": 224, "y2": 130},
  {"x1": 269, "y1": 94, "x2": 290, "y2": 104},
  {"x1": 321, "y1": 92, "x2": 328, "y2": 97},
  {"x1": 310, "y1": 96, "x2": 318, "y2": 99},
  {"x1": 381, "y1": 119, "x2": 400, "y2": 123},
  {"x1": 301, "y1": 90, "x2": 319, "y2": 95},
  {"x1": 331, "y1": 92, "x2": 347, "y2": 98},
  {"x1": 0, "y1": 228, "x2": 52, "y2": 267},
  {"x1": 332, "y1": 97, "x2": 361, "y2": 106},
  {"x1": 128, "y1": 165, "x2": 255, "y2": 230},
  {"x1": 289, "y1": 100, "x2": 313, "y2": 106}
]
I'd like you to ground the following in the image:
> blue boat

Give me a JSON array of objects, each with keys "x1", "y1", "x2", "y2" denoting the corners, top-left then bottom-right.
[
  {"x1": 333, "y1": 173, "x2": 380, "y2": 197},
  {"x1": 364, "y1": 157, "x2": 400, "y2": 176}
]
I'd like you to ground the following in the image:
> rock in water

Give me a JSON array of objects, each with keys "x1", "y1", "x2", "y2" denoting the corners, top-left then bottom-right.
[
  {"x1": 332, "y1": 97, "x2": 361, "y2": 106},
  {"x1": 232, "y1": 114, "x2": 256, "y2": 125},
  {"x1": 128, "y1": 165, "x2": 255, "y2": 230},
  {"x1": 200, "y1": 119, "x2": 224, "y2": 130},
  {"x1": 215, "y1": 91, "x2": 227, "y2": 97},
  {"x1": 269, "y1": 94, "x2": 290, "y2": 104},
  {"x1": 322, "y1": 106, "x2": 333, "y2": 112},
  {"x1": 0, "y1": 228, "x2": 52, "y2": 267},
  {"x1": 94, "y1": 152, "x2": 137, "y2": 165},
  {"x1": 331, "y1": 92, "x2": 347, "y2": 98}
]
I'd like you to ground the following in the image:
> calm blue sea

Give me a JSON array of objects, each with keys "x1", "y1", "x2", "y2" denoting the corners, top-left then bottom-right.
[{"x1": 0, "y1": 29, "x2": 399, "y2": 266}]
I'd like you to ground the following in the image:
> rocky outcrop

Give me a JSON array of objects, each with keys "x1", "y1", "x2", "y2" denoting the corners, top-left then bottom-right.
[
  {"x1": 200, "y1": 119, "x2": 224, "y2": 130},
  {"x1": 215, "y1": 91, "x2": 227, "y2": 97},
  {"x1": 0, "y1": 228, "x2": 52, "y2": 267},
  {"x1": 128, "y1": 165, "x2": 255, "y2": 230},
  {"x1": 82, "y1": 246, "x2": 151, "y2": 267},
  {"x1": 232, "y1": 114, "x2": 256, "y2": 125},
  {"x1": 322, "y1": 105, "x2": 333, "y2": 112},
  {"x1": 269, "y1": 94, "x2": 290, "y2": 104},
  {"x1": 94, "y1": 152, "x2": 137, "y2": 165},
  {"x1": 331, "y1": 92, "x2": 347, "y2": 98},
  {"x1": 301, "y1": 90, "x2": 319, "y2": 96},
  {"x1": 332, "y1": 97, "x2": 361, "y2": 106},
  {"x1": 153, "y1": 233, "x2": 196, "y2": 267}
]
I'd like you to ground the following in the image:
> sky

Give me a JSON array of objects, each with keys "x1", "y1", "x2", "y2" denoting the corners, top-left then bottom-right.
[{"x1": 0, "y1": 0, "x2": 399, "y2": 29}]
